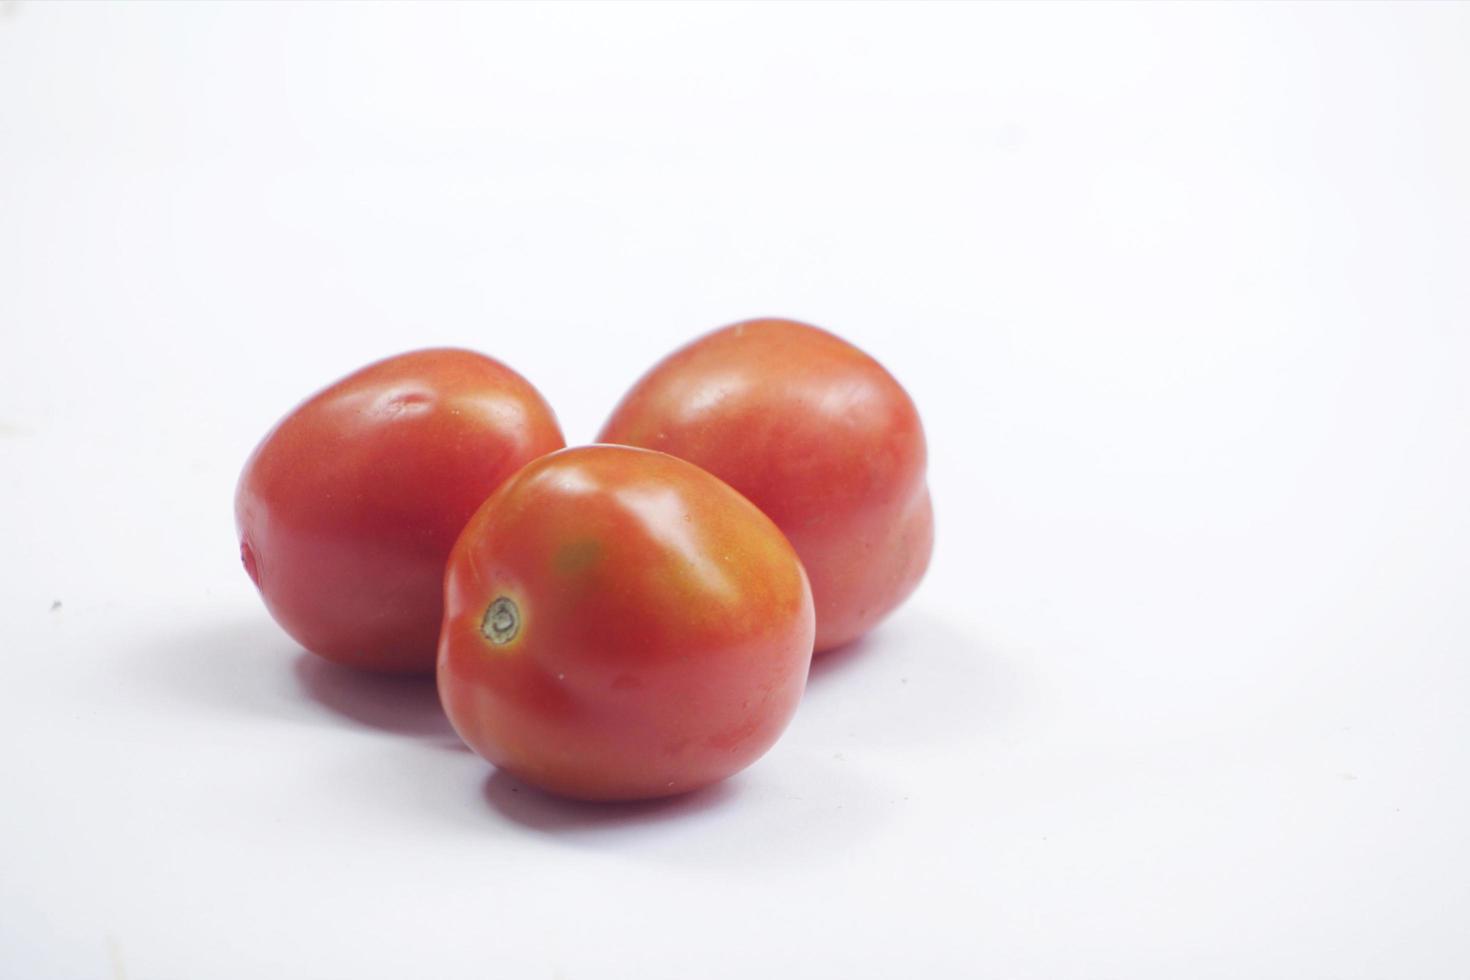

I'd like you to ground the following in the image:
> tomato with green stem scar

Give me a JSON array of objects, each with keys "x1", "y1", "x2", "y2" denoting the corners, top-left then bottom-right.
[{"x1": 438, "y1": 445, "x2": 815, "y2": 801}]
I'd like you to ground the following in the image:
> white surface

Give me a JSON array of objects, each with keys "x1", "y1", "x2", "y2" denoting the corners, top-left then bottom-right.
[{"x1": 3, "y1": 3, "x2": 1469, "y2": 978}]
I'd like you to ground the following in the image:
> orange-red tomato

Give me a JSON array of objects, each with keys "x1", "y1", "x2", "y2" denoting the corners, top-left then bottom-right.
[
  {"x1": 599, "y1": 318, "x2": 932, "y2": 652},
  {"x1": 236, "y1": 349, "x2": 564, "y2": 674},
  {"x1": 438, "y1": 445, "x2": 815, "y2": 801}
]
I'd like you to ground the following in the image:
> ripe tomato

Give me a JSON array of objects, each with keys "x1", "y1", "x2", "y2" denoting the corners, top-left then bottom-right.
[
  {"x1": 438, "y1": 445, "x2": 814, "y2": 801},
  {"x1": 236, "y1": 348, "x2": 564, "y2": 674},
  {"x1": 598, "y1": 318, "x2": 932, "y2": 652}
]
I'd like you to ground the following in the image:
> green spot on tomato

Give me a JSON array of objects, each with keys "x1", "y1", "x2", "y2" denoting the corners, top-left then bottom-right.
[{"x1": 554, "y1": 538, "x2": 603, "y2": 575}]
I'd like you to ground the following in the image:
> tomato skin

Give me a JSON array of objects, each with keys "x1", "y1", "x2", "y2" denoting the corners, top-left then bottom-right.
[
  {"x1": 598, "y1": 319, "x2": 932, "y2": 653},
  {"x1": 236, "y1": 348, "x2": 564, "y2": 674},
  {"x1": 438, "y1": 445, "x2": 814, "y2": 801}
]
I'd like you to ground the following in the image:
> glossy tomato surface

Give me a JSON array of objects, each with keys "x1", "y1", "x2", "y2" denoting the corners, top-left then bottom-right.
[
  {"x1": 236, "y1": 348, "x2": 564, "y2": 674},
  {"x1": 599, "y1": 318, "x2": 932, "y2": 652},
  {"x1": 438, "y1": 445, "x2": 814, "y2": 801}
]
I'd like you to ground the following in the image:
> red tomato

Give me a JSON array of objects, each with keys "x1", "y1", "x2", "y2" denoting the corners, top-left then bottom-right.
[
  {"x1": 438, "y1": 445, "x2": 814, "y2": 801},
  {"x1": 598, "y1": 318, "x2": 932, "y2": 652},
  {"x1": 236, "y1": 348, "x2": 564, "y2": 674}
]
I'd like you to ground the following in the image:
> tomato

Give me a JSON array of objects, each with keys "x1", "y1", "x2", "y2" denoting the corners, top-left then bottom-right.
[
  {"x1": 598, "y1": 318, "x2": 932, "y2": 652},
  {"x1": 438, "y1": 445, "x2": 814, "y2": 801},
  {"x1": 236, "y1": 348, "x2": 564, "y2": 674}
]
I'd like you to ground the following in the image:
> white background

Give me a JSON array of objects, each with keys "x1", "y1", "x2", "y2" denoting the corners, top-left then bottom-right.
[{"x1": 3, "y1": 3, "x2": 1469, "y2": 978}]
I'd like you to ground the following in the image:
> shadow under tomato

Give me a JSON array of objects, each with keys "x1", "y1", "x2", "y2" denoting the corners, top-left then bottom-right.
[
  {"x1": 292, "y1": 653, "x2": 463, "y2": 744},
  {"x1": 130, "y1": 613, "x2": 465, "y2": 746},
  {"x1": 481, "y1": 768, "x2": 740, "y2": 833},
  {"x1": 794, "y1": 606, "x2": 1021, "y2": 750},
  {"x1": 131, "y1": 614, "x2": 309, "y2": 721}
]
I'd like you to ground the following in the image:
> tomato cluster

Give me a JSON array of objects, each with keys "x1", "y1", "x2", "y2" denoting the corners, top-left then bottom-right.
[{"x1": 237, "y1": 319, "x2": 931, "y2": 801}]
